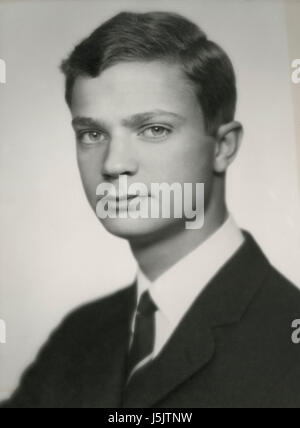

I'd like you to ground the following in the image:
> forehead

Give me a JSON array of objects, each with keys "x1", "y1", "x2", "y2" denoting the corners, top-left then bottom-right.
[{"x1": 70, "y1": 61, "x2": 202, "y2": 121}]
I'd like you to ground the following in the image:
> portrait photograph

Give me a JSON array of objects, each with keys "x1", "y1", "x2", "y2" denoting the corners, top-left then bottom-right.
[{"x1": 0, "y1": 0, "x2": 300, "y2": 410}]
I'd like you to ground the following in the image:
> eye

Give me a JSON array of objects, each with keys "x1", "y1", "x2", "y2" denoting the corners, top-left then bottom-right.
[
  {"x1": 140, "y1": 126, "x2": 171, "y2": 140},
  {"x1": 77, "y1": 131, "x2": 107, "y2": 145}
]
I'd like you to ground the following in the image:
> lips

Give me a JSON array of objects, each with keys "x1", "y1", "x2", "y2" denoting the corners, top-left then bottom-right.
[
  {"x1": 103, "y1": 194, "x2": 143, "y2": 203},
  {"x1": 98, "y1": 194, "x2": 149, "y2": 213}
]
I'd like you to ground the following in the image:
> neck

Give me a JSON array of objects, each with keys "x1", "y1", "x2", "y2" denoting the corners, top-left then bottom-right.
[{"x1": 130, "y1": 187, "x2": 227, "y2": 282}]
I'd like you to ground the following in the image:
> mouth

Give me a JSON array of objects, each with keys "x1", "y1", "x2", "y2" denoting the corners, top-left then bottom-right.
[
  {"x1": 97, "y1": 193, "x2": 150, "y2": 209},
  {"x1": 100, "y1": 194, "x2": 147, "y2": 202},
  {"x1": 115, "y1": 194, "x2": 140, "y2": 203}
]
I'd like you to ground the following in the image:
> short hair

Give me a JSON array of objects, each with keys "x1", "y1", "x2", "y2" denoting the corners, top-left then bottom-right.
[{"x1": 61, "y1": 11, "x2": 237, "y2": 135}]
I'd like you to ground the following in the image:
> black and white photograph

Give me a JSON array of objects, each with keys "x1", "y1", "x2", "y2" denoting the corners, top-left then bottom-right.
[{"x1": 0, "y1": 0, "x2": 300, "y2": 410}]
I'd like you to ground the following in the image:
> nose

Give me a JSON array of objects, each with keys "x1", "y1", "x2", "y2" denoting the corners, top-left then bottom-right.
[{"x1": 101, "y1": 139, "x2": 139, "y2": 179}]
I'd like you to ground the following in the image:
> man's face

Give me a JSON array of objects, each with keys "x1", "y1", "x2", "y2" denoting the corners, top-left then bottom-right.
[{"x1": 70, "y1": 61, "x2": 216, "y2": 241}]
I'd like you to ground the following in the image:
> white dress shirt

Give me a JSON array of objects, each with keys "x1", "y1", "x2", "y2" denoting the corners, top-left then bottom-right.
[{"x1": 129, "y1": 215, "x2": 245, "y2": 377}]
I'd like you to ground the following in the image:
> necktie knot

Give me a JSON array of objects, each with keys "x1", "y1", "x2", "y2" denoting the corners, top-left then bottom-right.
[{"x1": 137, "y1": 290, "x2": 157, "y2": 317}]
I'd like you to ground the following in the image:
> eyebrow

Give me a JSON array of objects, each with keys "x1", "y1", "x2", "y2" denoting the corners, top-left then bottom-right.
[{"x1": 71, "y1": 110, "x2": 186, "y2": 130}]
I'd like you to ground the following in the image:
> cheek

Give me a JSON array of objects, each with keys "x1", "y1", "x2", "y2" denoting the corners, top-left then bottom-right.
[
  {"x1": 147, "y1": 138, "x2": 214, "y2": 185},
  {"x1": 183, "y1": 137, "x2": 215, "y2": 180},
  {"x1": 77, "y1": 150, "x2": 103, "y2": 205}
]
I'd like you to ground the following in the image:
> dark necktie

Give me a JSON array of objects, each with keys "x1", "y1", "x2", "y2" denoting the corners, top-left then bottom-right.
[{"x1": 126, "y1": 290, "x2": 158, "y2": 380}]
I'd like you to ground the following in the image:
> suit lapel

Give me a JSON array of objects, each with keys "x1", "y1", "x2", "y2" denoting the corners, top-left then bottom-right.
[
  {"x1": 79, "y1": 284, "x2": 137, "y2": 408},
  {"x1": 122, "y1": 300, "x2": 215, "y2": 408},
  {"x1": 123, "y1": 232, "x2": 271, "y2": 408}
]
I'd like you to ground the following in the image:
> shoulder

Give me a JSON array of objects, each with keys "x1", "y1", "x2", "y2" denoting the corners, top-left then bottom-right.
[
  {"x1": 47, "y1": 283, "x2": 136, "y2": 348},
  {"x1": 224, "y1": 234, "x2": 300, "y2": 407},
  {"x1": 243, "y1": 257, "x2": 300, "y2": 406},
  {"x1": 0, "y1": 284, "x2": 135, "y2": 408},
  {"x1": 242, "y1": 242, "x2": 300, "y2": 339},
  {"x1": 240, "y1": 231, "x2": 300, "y2": 318},
  {"x1": 60, "y1": 284, "x2": 135, "y2": 330},
  {"x1": 255, "y1": 264, "x2": 300, "y2": 320},
  {"x1": 256, "y1": 265, "x2": 300, "y2": 362}
]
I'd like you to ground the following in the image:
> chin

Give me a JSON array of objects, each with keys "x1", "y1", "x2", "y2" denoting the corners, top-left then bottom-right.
[{"x1": 98, "y1": 216, "x2": 182, "y2": 242}]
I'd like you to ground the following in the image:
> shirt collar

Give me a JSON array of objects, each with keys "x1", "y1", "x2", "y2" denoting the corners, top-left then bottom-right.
[{"x1": 136, "y1": 214, "x2": 245, "y2": 328}]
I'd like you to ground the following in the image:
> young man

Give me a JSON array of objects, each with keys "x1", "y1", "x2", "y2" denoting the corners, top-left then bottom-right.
[{"x1": 2, "y1": 11, "x2": 300, "y2": 408}]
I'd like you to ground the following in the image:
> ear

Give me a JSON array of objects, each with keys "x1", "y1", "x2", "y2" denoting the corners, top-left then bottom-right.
[{"x1": 214, "y1": 121, "x2": 243, "y2": 173}]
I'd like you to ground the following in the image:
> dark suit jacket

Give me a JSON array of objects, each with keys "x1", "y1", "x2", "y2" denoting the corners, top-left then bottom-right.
[{"x1": 1, "y1": 232, "x2": 300, "y2": 408}]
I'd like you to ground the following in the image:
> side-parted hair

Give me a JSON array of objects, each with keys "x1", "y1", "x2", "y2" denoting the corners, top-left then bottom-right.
[{"x1": 61, "y1": 11, "x2": 237, "y2": 135}]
